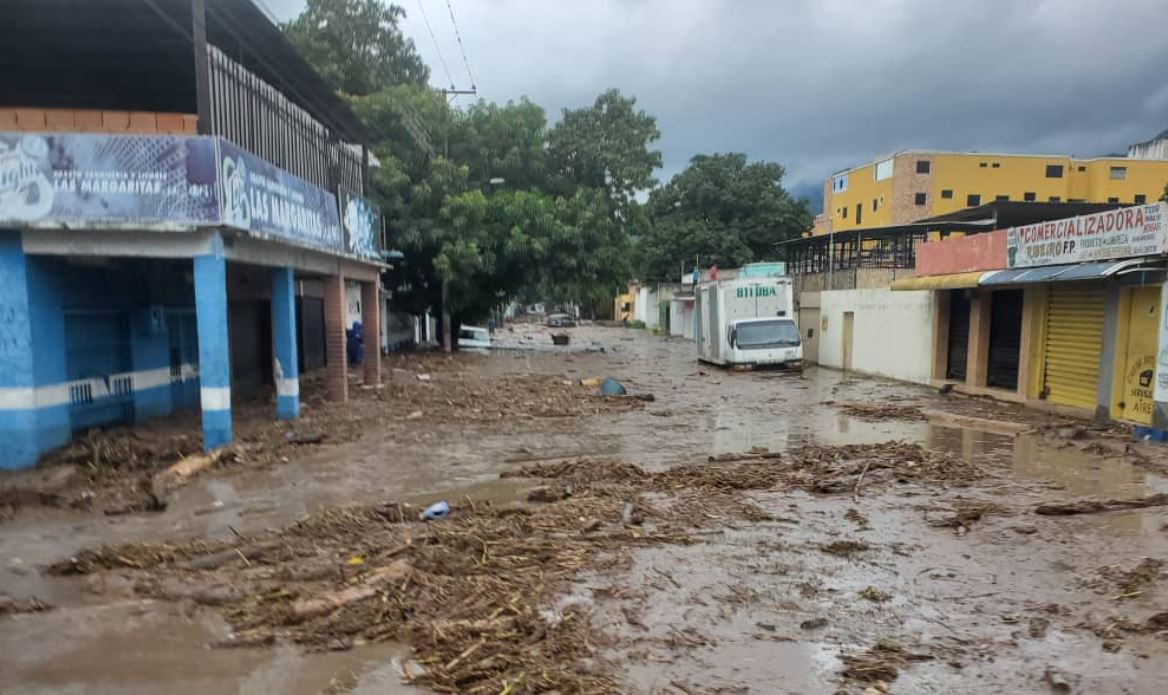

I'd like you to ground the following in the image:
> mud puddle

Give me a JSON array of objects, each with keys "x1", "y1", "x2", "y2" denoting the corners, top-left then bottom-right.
[{"x1": 0, "y1": 598, "x2": 416, "y2": 695}]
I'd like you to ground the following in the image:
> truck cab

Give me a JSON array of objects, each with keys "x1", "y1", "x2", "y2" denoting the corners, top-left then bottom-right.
[{"x1": 727, "y1": 317, "x2": 803, "y2": 369}]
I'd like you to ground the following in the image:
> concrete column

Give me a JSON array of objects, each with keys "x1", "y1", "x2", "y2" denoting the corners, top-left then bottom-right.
[
  {"x1": 931, "y1": 290, "x2": 951, "y2": 381},
  {"x1": 0, "y1": 231, "x2": 39, "y2": 470},
  {"x1": 194, "y1": 245, "x2": 232, "y2": 450},
  {"x1": 361, "y1": 280, "x2": 381, "y2": 386},
  {"x1": 1095, "y1": 284, "x2": 1122, "y2": 421},
  {"x1": 966, "y1": 290, "x2": 992, "y2": 388},
  {"x1": 323, "y1": 273, "x2": 348, "y2": 402},
  {"x1": 1017, "y1": 288, "x2": 1037, "y2": 399},
  {"x1": 271, "y1": 267, "x2": 299, "y2": 419}
]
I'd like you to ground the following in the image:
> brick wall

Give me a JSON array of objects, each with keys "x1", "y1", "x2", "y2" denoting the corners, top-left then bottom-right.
[
  {"x1": 914, "y1": 230, "x2": 1008, "y2": 276},
  {"x1": 361, "y1": 281, "x2": 381, "y2": 386},
  {"x1": 322, "y1": 274, "x2": 348, "y2": 402},
  {"x1": 0, "y1": 108, "x2": 197, "y2": 134},
  {"x1": 890, "y1": 153, "x2": 934, "y2": 224}
]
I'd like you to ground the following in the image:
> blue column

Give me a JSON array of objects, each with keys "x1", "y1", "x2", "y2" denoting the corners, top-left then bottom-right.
[
  {"x1": 0, "y1": 231, "x2": 38, "y2": 469},
  {"x1": 194, "y1": 243, "x2": 232, "y2": 450},
  {"x1": 271, "y1": 267, "x2": 300, "y2": 420}
]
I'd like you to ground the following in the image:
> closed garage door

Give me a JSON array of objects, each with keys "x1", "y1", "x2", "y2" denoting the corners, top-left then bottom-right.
[{"x1": 1043, "y1": 284, "x2": 1105, "y2": 410}]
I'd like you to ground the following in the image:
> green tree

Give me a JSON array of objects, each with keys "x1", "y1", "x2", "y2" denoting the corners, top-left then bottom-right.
[
  {"x1": 640, "y1": 153, "x2": 812, "y2": 280},
  {"x1": 547, "y1": 89, "x2": 662, "y2": 207},
  {"x1": 284, "y1": 0, "x2": 429, "y2": 95}
]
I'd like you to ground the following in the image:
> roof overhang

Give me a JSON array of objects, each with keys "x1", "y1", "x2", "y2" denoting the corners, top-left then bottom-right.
[
  {"x1": 980, "y1": 259, "x2": 1165, "y2": 286},
  {"x1": 890, "y1": 272, "x2": 984, "y2": 291}
]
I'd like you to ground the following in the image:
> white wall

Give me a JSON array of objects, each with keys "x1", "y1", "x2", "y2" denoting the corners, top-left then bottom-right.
[
  {"x1": 817, "y1": 288, "x2": 933, "y2": 384},
  {"x1": 344, "y1": 282, "x2": 362, "y2": 329}
]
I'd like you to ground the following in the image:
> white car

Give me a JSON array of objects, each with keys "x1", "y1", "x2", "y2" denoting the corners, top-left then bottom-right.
[{"x1": 457, "y1": 325, "x2": 491, "y2": 350}]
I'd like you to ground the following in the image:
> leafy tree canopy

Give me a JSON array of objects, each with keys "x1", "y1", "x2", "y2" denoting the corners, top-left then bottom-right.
[
  {"x1": 284, "y1": 0, "x2": 429, "y2": 95},
  {"x1": 639, "y1": 153, "x2": 812, "y2": 281},
  {"x1": 547, "y1": 89, "x2": 662, "y2": 209}
]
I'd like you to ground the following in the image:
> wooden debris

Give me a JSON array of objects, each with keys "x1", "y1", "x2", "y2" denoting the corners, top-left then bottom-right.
[{"x1": 1035, "y1": 493, "x2": 1168, "y2": 516}]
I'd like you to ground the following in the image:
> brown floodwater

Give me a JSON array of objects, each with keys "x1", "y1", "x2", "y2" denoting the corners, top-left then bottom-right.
[{"x1": 3, "y1": 324, "x2": 1167, "y2": 693}]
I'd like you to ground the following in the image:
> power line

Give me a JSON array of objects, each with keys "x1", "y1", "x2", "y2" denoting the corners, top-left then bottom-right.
[
  {"x1": 444, "y1": 0, "x2": 476, "y2": 90},
  {"x1": 415, "y1": 0, "x2": 456, "y2": 90}
]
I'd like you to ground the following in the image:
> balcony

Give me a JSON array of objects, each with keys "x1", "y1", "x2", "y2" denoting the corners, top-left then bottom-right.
[{"x1": 0, "y1": 0, "x2": 376, "y2": 259}]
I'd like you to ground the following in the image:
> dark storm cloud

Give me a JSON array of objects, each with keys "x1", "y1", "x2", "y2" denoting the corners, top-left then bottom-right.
[{"x1": 268, "y1": 0, "x2": 1168, "y2": 201}]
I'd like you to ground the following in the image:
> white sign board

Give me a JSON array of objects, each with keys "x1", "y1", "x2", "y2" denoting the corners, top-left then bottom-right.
[
  {"x1": 1155, "y1": 281, "x2": 1168, "y2": 406},
  {"x1": 1006, "y1": 202, "x2": 1166, "y2": 269}
]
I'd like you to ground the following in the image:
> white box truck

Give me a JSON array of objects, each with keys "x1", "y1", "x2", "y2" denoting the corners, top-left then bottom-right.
[{"x1": 695, "y1": 276, "x2": 802, "y2": 369}]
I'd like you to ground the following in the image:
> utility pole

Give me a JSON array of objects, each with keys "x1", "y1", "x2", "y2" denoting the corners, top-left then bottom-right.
[
  {"x1": 435, "y1": 88, "x2": 474, "y2": 354},
  {"x1": 442, "y1": 278, "x2": 452, "y2": 353}
]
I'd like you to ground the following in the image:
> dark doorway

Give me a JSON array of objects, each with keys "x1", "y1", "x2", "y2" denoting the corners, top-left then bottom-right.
[
  {"x1": 946, "y1": 290, "x2": 971, "y2": 381},
  {"x1": 298, "y1": 296, "x2": 326, "y2": 371},
  {"x1": 987, "y1": 289, "x2": 1024, "y2": 390},
  {"x1": 229, "y1": 300, "x2": 272, "y2": 394}
]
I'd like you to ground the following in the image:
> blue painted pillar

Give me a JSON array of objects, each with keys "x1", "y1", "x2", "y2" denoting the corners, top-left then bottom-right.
[
  {"x1": 194, "y1": 242, "x2": 232, "y2": 450},
  {"x1": 271, "y1": 267, "x2": 300, "y2": 420},
  {"x1": 0, "y1": 231, "x2": 38, "y2": 470}
]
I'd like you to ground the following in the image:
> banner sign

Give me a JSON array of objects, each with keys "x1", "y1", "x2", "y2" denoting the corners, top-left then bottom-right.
[
  {"x1": 1006, "y1": 203, "x2": 1166, "y2": 268},
  {"x1": 218, "y1": 139, "x2": 342, "y2": 253},
  {"x1": 340, "y1": 187, "x2": 381, "y2": 260},
  {"x1": 0, "y1": 132, "x2": 219, "y2": 226}
]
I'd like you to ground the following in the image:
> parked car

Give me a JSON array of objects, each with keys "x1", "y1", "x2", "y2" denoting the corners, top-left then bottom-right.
[
  {"x1": 457, "y1": 325, "x2": 491, "y2": 349},
  {"x1": 547, "y1": 313, "x2": 576, "y2": 328}
]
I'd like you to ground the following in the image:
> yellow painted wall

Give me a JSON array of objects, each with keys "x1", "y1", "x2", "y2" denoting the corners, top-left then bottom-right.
[
  {"x1": 817, "y1": 152, "x2": 1168, "y2": 235},
  {"x1": 826, "y1": 161, "x2": 894, "y2": 232}
]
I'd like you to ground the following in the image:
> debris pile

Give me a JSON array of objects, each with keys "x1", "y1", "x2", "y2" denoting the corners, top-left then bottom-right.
[
  {"x1": 2, "y1": 354, "x2": 642, "y2": 520},
  {"x1": 43, "y1": 439, "x2": 970, "y2": 691},
  {"x1": 839, "y1": 640, "x2": 933, "y2": 685},
  {"x1": 0, "y1": 592, "x2": 52, "y2": 619},
  {"x1": 836, "y1": 402, "x2": 927, "y2": 422}
]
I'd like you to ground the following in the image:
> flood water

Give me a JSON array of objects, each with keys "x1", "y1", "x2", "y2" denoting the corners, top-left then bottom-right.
[{"x1": 3, "y1": 324, "x2": 1167, "y2": 693}]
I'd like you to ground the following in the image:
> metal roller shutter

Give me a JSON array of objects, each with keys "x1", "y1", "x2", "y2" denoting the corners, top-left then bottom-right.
[
  {"x1": 987, "y1": 290, "x2": 1024, "y2": 390},
  {"x1": 946, "y1": 291, "x2": 971, "y2": 381},
  {"x1": 1043, "y1": 284, "x2": 1104, "y2": 410}
]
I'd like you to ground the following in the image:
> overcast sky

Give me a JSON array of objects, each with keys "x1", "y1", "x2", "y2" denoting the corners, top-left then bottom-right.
[{"x1": 265, "y1": 0, "x2": 1168, "y2": 202}]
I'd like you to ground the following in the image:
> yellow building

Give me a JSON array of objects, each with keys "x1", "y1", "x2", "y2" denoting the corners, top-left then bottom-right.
[{"x1": 816, "y1": 149, "x2": 1168, "y2": 235}]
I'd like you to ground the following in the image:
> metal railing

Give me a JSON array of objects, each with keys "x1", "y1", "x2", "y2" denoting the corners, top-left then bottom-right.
[{"x1": 207, "y1": 45, "x2": 364, "y2": 196}]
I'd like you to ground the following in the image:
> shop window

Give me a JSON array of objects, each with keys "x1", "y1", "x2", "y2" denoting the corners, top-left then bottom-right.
[
  {"x1": 967, "y1": 194, "x2": 981, "y2": 206},
  {"x1": 1046, "y1": 165, "x2": 1064, "y2": 178},
  {"x1": 1023, "y1": 192, "x2": 1036, "y2": 202},
  {"x1": 914, "y1": 193, "x2": 927, "y2": 205},
  {"x1": 916, "y1": 160, "x2": 931, "y2": 174},
  {"x1": 940, "y1": 189, "x2": 953, "y2": 199},
  {"x1": 1110, "y1": 166, "x2": 1127, "y2": 180},
  {"x1": 1136, "y1": 194, "x2": 1147, "y2": 204}
]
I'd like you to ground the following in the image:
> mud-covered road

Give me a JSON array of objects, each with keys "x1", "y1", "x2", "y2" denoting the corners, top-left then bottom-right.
[{"x1": 2, "y1": 324, "x2": 1168, "y2": 694}]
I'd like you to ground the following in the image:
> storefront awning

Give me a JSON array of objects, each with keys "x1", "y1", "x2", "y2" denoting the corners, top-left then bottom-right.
[
  {"x1": 979, "y1": 259, "x2": 1162, "y2": 286},
  {"x1": 889, "y1": 272, "x2": 985, "y2": 291}
]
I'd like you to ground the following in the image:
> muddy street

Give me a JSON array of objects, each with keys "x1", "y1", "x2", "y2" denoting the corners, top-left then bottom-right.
[{"x1": 3, "y1": 324, "x2": 1168, "y2": 694}]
